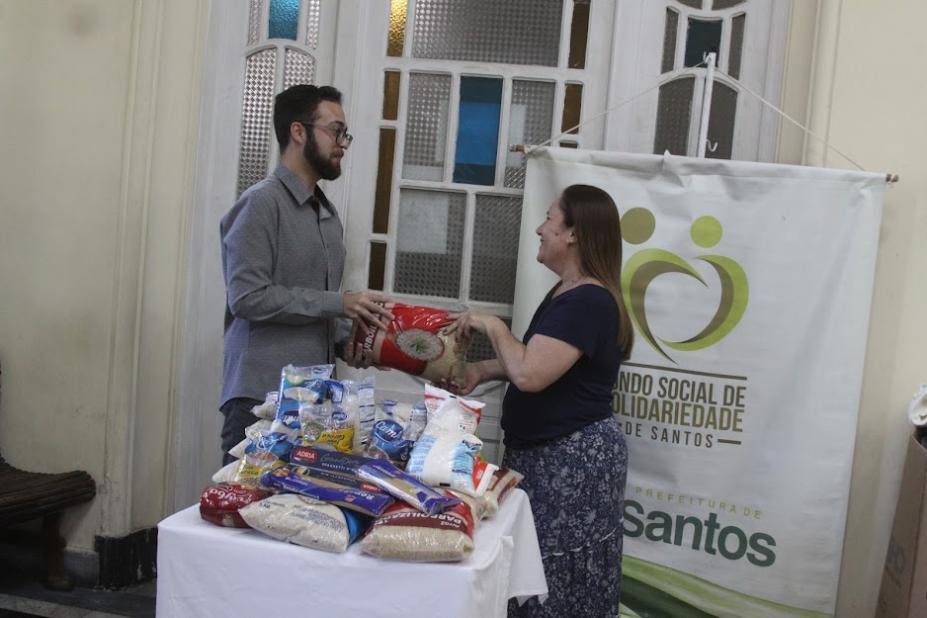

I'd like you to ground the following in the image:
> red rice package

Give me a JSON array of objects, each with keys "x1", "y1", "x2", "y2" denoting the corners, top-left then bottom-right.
[
  {"x1": 360, "y1": 499, "x2": 475, "y2": 562},
  {"x1": 199, "y1": 483, "x2": 270, "y2": 528},
  {"x1": 352, "y1": 303, "x2": 468, "y2": 385}
]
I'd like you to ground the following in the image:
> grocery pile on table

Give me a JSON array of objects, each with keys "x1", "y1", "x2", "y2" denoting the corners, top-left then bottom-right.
[{"x1": 200, "y1": 365, "x2": 522, "y2": 562}]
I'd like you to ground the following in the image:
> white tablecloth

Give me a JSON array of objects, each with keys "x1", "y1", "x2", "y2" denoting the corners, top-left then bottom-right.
[{"x1": 156, "y1": 488, "x2": 547, "y2": 618}]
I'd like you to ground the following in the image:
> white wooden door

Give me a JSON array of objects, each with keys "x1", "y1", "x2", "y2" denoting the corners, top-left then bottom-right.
[{"x1": 605, "y1": 0, "x2": 789, "y2": 161}]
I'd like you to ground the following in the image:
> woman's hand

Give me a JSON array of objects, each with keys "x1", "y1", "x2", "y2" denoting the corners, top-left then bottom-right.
[
  {"x1": 445, "y1": 310, "x2": 497, "y2": 341},
  {"x1": 440, "y1": 362, "x2": 484, "y2": 396}
]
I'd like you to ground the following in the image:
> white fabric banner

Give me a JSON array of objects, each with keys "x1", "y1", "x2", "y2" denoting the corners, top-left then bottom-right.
[{"x1": 515, "y1": 148, "x2": 885, "y2": 617}]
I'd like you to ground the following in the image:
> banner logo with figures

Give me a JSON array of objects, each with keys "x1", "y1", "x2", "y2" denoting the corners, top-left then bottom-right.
[{"x1": 621, "y1": 207, "x2": 749, "y2": 363}]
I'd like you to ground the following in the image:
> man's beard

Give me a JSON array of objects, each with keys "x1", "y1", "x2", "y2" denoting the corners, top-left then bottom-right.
[{"x1": 303, "y1": 133, "x2": 341, "y2": 181}]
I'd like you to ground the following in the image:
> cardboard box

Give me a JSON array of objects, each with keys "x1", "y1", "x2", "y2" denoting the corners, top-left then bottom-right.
[{"x1": 876, "y1": 432, "x2": 927, "y2": 618}]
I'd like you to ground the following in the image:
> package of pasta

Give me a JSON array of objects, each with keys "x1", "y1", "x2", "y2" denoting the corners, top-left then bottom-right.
[
  {"x1": 239, "y1": 494, "x2": 369, "y2": 553},
  {"x1": 481, "y1": 468, "x2": 524, "y2": 519},
  {"x1": 260, "y1": 466, "x2": 394, "y2": 518},
  {"x1": 290, "y1": 446, "x2": 371, "y2": 482},
  {"x1": 352, "y1": 303, "x2": 468, "y2": 386},
  {"x1": 357, "y1": 459, "x2": 460, "y2": 516},
  {"x1": 360, "y1": 499, "x2": 475, "y2": 562},
  {"x1": 199, "y1": 483, "x2": 270, "y2": 528}
]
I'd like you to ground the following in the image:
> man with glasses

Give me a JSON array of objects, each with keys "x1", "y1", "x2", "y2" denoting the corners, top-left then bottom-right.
[{"x1": 218, "y1": 84, "x2": 392, "y2": 463}]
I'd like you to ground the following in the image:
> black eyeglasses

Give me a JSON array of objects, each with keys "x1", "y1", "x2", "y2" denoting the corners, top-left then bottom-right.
[{"x1": 299, "y1": 122, "x2": 353, "y2": 146}]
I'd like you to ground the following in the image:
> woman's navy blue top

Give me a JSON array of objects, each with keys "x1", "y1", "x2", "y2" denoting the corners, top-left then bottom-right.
[{"x1": 502, "y1": 284, "x2": 622, "y2": 448}]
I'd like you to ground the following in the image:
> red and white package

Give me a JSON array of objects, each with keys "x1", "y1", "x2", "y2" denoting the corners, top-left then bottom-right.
[
  {"x1": 482, "y1": 468, "x2": 524, "y2": 518},
  {"x1": 423, "y1": 385, "x2": 483, "y2": 431},
  {"x1": 199, "y1": 483, "x2": 271, "y2": 528},
  {"x1": 360, "y1": 499, "x2": 475, "y2": 562},
  {"x1": 353, "y1": 303, "x2": 468, "y2": 385}
]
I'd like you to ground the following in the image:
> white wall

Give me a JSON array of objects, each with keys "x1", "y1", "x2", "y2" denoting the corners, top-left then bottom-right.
[
  {"x1": 0, "y1": 0, "x2": 207, "y2": 552},
  {"x1": 795, "y1": 1, "x2": 927, "y2": 616}
]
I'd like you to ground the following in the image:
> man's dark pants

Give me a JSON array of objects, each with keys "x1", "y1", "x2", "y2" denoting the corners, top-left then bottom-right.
[{"x1": 220, "y1": 397, "x2": 262, "y2": 465}]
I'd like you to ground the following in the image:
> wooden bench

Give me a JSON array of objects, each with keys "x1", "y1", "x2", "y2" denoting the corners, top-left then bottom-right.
[{"x1": 0, "y1": 362, "x2": 96, "y2": 590}]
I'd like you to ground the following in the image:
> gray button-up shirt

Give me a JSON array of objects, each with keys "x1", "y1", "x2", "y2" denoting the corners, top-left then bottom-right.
[{"x1": 220, "y1": 164, "x2": 349, "y2": 407}]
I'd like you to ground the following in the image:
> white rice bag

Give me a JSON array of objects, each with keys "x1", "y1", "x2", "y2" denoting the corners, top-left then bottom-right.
[
  {"x1": 239, "y1": 494, "x2": 365, "y2": 553},
  {"x1": 211, "y1": 460, "x2": 239, "y2": 484}
]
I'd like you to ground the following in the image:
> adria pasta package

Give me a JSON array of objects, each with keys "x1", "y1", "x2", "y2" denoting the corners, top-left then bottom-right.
[{"x1": 352, "y1": 303, "x2": 468, "y2": 386}]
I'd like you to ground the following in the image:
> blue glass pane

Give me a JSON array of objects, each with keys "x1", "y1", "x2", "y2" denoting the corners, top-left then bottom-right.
[
  {"x1": 269, "y1": 0, "x2": 299, "y2": 41},
  {"x1": 453, "y1": 77, "x2": 502, "y2": 186}
]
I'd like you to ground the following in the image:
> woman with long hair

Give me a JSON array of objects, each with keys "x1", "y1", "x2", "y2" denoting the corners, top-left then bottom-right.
[{"x1": 448, "y1": 184, "x2": 633, "y2": 618}]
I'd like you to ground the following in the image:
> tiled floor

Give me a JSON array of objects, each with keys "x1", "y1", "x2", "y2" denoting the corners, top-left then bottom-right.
[{"x1": 0, "y1": 577, "x2": 154, "y2": 618}]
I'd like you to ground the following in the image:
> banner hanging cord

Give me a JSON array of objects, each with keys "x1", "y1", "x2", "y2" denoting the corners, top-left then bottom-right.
[{"x1": 512, "y1": 62, "x2": 899, "y2": 184}]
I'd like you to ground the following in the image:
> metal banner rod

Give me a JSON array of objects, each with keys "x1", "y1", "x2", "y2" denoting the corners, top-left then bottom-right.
[{"x1": 696, "y1": 52, "x2": 717, "y2": 158}]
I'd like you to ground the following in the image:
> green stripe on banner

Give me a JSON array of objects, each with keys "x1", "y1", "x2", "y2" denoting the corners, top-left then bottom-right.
[{"x1": 622, "y1": 556, "x2": 832, "y2": 618}]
